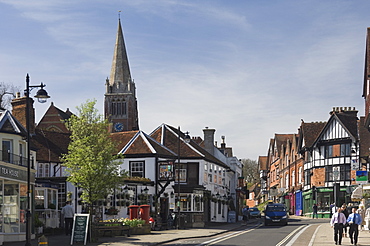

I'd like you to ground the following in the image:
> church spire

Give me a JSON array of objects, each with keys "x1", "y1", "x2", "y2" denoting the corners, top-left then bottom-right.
[
  {"x1": 104, "y1": 18, "x2": 139, "y2": 132},
  {"x1": 109, "y1": 18, "x2": 131, "y2": 87}
]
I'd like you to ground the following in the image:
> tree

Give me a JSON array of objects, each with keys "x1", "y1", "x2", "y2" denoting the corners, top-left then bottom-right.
[
  {"x1": 241, "y1": 158, "x2": 259, "y2": 186},
  {"x1": 62, "y1": 99, "x2": 123, "y2": 212},
  {"x1": 0, "y1": 82, "x2": 20, "y2": 110}
]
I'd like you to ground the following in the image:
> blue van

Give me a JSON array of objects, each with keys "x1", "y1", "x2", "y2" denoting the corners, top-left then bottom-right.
[{"x1": 264, "y1": 203, "x2": 288, "y2": 226}]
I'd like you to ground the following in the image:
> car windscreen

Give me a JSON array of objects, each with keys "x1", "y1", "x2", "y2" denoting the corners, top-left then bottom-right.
[
  {"x1": 266, "y1": 206, "x2": 285, "y2": 212},
  {"x1": 249, "y1": 208, "x2": 258, "y2": 211}
]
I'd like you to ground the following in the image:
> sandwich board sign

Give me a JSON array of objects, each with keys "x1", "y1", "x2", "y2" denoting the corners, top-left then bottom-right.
[{"x1": 71, "y1": 214, "x2": 89, "y2": 245}]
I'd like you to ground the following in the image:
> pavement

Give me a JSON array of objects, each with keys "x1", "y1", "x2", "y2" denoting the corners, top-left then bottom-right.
[{"x1": 2, "y1": 216, "x2": 370, "y2": 246}]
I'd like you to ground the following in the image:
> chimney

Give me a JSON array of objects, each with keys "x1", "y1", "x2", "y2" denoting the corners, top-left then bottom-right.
[
  {"x1": 11, "y1": 95, "x2": 35, "y2": 134},
  {"x1": 203, "y1": 127, "x2": 215, "y2": 156},
  {"x1": 330, "y1": 106, "x2": 358, "y2": 117},
  {"x1": 221, "y1": 135, "x2": 226, "y2": 150}
]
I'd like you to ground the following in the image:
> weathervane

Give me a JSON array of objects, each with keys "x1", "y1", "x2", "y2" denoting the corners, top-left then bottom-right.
[{"x1": 118, "y1": 10, "x2": 121, "y2": 20}]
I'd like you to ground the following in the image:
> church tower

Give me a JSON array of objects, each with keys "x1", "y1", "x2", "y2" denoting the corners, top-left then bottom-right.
[{"x1": 105, "y1": 19, "x2": 139, "y2": 132}]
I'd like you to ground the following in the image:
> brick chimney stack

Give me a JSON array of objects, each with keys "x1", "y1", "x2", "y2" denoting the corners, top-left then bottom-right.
[
  {"x1": 330, "y1": 106, "x2": 358, "y2": 117},
  {"x1": 11, "y1": 93, "x2": 35, "y2": 134},
  {"x1": 203, "y1": 127, "x2": 215, "y2": 156}
]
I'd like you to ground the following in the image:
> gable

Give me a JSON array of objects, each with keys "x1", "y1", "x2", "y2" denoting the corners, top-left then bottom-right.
[
  {"x1": 320, "y1": 118, "x2": 353, "y2": 142},
  {"x1": 0, "y1": 110, "x2": 25, "y2": 135},
  {"x1": 1, "y1": 119, "x2": 17, "y2": 133}
]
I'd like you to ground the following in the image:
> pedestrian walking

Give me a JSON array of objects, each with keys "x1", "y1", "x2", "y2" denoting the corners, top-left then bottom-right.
[
  {"x1": 347, "y1": 207, "x2": 362, "y2": 245},
  {"x1": 357, "y1": 205, "x2": 366, "y2": 231},
  {"x1": 61, "y1": 201, "x2": 74, "y2": 235},
  {"x1": 312, "y1": 203, "x2": 318, "y2": 219},
  {"x1": 365, "y1": 206, "x2": 370, "y2": 231},
  {"x1": 342, "y1": 204, "x2": 349, "y2": 238},
  {"x1": 330, "y1": 207, "x2": 347, "y2": 245}
]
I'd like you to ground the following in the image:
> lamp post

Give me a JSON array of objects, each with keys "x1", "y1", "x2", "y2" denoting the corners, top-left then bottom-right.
[
  {"x1": 25, "y1": 74, "x2": 50, "y2": 246},
  {"x1": 176, "y1": 127, "x2": 190, "y2": 229}
]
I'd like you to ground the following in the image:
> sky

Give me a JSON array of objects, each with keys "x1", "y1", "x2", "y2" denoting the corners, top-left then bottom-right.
[{"x1": 0, "y1": 0, "x2": 369, "y2": 160}]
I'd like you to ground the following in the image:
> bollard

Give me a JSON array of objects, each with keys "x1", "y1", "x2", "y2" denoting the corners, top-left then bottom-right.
[{"x1": 38, "y1": 235, "x2": 48, "y2": 246}]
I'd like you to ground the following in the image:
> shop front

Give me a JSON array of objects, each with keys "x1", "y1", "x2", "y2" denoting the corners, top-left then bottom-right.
[
  {"x1": 0, "y1": 162, "x2": 35, "y2": 243},
  {"x1": 295, "y1": 190, "x2": 303, "y2": 215}
]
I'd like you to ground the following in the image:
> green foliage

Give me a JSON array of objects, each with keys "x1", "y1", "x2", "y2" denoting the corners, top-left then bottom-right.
[
  {"x1": 62, "y1": 99, "x2": 125, "y2": 207},
  {"x1": 241, "y1": 159, "x2": 259, "y2": 184}
]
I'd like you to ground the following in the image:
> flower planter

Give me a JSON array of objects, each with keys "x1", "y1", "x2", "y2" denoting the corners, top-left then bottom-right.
[{"x1": 130, "y1": 224, "x2": 151, "y2": 235}]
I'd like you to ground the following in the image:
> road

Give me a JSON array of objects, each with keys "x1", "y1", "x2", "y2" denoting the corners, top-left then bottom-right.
[{"x1": 161, "y1": 217, "x2": 324, "y2": 246}]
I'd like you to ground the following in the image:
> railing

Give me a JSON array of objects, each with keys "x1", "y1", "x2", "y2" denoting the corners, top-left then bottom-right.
[{"x1": 0, "y1": 150, "x2": 31, "y2": 168}]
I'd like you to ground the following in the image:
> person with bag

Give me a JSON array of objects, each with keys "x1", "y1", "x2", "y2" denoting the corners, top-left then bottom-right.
[
  {"x1": 330, "y1": 207, "x2": 347, "y2": 245},
  {"x1": 347, "y1": 207, "x2": 362, "y2": 246}
]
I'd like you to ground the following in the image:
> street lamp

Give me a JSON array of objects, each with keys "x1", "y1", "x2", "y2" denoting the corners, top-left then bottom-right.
[
  {"x1": 176, "y1": 127, "x2": 190, "y2": 229},
  {"x1": 25, "y1": 74, "x2": 50, "y2": 246}
]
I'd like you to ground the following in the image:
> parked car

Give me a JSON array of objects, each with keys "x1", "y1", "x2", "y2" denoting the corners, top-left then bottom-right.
[
  {"x1": 248, "y1": 207, "x2": 261, "y2": 218},
  {"x1": 263, "y1": 203, "x2": 288, "y2": 226}
]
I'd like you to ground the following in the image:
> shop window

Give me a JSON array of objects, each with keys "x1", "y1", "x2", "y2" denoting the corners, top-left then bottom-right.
[
  {"x1": 35, "y1": 190, "x2": 45, "y2": 209},
  {"x1": 4, "y1": 181, "x2": 20, "y2": 233},
  {"x1": 180, "y1": 195, "x2": 191, "y2": 211},
  {"x1": 192, "y1": 195, "x2": 203, "y2": 212}
]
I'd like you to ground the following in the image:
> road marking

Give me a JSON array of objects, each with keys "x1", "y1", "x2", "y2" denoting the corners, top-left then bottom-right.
[
  {"x1": 197, "y1": 223, "x2": 263, "y2": 246},
  {"x1": 276, "y1": 225, "x2": 307, "y2": 246},
  {"x1": 284, "y1": 224, "x2": 312, "y2": 246},
  {"x1": 308, "y1": 224, "x2": 321, "y2": 246}
]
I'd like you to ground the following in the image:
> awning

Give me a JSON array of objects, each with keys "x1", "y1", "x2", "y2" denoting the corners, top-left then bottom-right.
[{"x1": 351, "y1": 186, "x2": 363, "y2": 201}]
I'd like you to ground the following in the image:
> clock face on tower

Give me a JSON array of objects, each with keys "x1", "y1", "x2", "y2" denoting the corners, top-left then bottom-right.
[{"x1": 114, "y1": 122, "x2": 124, "y2": 132}]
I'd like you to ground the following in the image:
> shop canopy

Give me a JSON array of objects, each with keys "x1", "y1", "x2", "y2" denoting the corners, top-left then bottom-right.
[{"x1": 351, "y1": 186, "x2": 363, "y2": 201}]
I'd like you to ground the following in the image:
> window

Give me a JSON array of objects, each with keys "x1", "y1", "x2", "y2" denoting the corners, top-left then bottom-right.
[
  {"x1": 175, "y1": 167, "x2": 187, "y2": 183},
  {"x1": 325, "y1": 145, "x2": 333, "y2": 158},
  {"x1": 130, "y1": 161, "x2": 144, "y2": 177},
  {"x1": 326, "y1": 165, "x2": 351, "y2": 181},
  {"x1": 298, "y1": 167, "x2": 302, "y2": 184},
  {"x1": 325, "y1": 166, "x2": 333, "y2": 181},
  {"x1": 340, "y1": 165, "x2": 351, "y2": 180},
  {"x1": 291, "y1": 171, "x2": 295, "y2": 186},
  {"x1": 285, "y1": 173, "x2": 289, "y2": 188},
  {"x1": 204, "y1": 163, "x2": 208, "y2": 171},
  {"x1": 111, "y1": 101, "x2": 127, "y2": 116},
  {"x1": 326, "y1": 144, "x2": 351, "y2": 158},
  {"x1": 304, "y1": 170, "x2": 311, "y2": 185},
  {"x1": 2, "y1": 140, "x2": 12, "y2": 163},
  {"x1": 180, "y1": 195, "x2": 191, "y2": 211},
  {"x1": 38, "y1": 164, "x2": 43, "y2": 178},
  {"x1": 44, "y1": 163, "x2": 49, "y2": 177},
  {"x1": 193, "y1": 195, "x2": 203, "y2": 212},
  {"x1": 340, "y1": 143, "x2": 351, "y2": 156}
]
